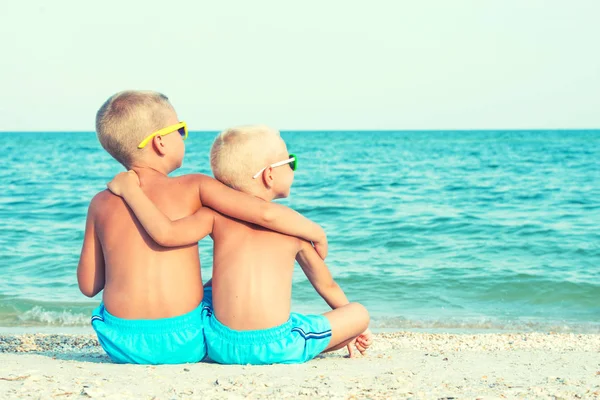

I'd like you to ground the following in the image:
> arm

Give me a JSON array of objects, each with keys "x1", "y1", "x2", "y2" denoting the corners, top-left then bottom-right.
[
  {"x1": 107, "y1": 172, "x2": 215, "y2": 247},
  {"x1": 77, "y1": 199, "x2": 105, "y2": 298},
  {"x1": 197, "y1": 175, "x2": 328, "y2": 259},
  {"x1": 296, "y1": 240, "x2": 373, "y2": 355},
  {"x1": 295, "y1": 240, "x2": 349, "y2": 309}
]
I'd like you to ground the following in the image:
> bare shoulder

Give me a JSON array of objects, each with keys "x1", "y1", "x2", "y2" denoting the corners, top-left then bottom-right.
[
  {"x1": 164, "y1": 173, "x2": 202, "y2": 189},
  {"x1": 174, "y1": 173, "x2": 211, "y2": 185},
  {"x1": 88, "y1": 189, "x2": 123, "y2": 216},
  {"x1": 172, "y1": 173, "x2": 212, "y2": 196}
]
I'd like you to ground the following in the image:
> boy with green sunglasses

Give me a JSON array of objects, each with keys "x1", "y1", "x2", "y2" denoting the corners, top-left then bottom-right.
[
  {"x1": 108, "y1": 124, "x2": 372, "y2": 365},
  {"x1": 78, "y1": 92, "x2": 328, "y2": 365}
]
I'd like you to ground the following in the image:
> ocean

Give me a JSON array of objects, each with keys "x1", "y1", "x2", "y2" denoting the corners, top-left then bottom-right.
[{"x1": 1, "y1": 130, "x2": 599, "y2": 333}]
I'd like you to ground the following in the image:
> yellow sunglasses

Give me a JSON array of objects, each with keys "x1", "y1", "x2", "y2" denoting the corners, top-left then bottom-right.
[{"x1": 137, "y1": 122, "x2": 188, "y2": 149}]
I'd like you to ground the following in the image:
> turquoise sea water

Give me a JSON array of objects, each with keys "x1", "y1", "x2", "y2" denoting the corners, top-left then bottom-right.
[{"x1": 1, "y1": 131, "x2": 599, "y2": 333}]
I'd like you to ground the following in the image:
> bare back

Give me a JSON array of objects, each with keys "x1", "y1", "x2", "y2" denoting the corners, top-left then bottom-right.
[
  {"x1": 210, "y1": 214, "x2": 301, "y2": 330},
  {"x1": 93, "y1": 173, "x2": 205, "y2": 319}
]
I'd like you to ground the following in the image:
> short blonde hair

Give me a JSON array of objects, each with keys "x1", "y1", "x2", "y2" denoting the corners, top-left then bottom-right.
[
  {"x1": 210, "y1": 125, "x2": 285, "y2": 191},
  {"x1": 96, "y1": 90, "x2": 175, "y2": 167}
]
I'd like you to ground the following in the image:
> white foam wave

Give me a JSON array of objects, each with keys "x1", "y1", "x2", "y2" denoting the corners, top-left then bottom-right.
[{"x1": 17, "y1": 306, "x2": 89, "y2": 326}]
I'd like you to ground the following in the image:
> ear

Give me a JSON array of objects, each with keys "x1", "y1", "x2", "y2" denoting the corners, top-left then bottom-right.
[
  {"x1": 152, "y1": 135, "x2": 167, "y2": 156},
  {"x1": 262, "y1": 166, "x2": 275, "y2": 189}
]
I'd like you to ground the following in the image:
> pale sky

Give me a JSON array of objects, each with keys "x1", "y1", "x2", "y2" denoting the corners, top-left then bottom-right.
[{"x1": 1, "y1": 0, "x2": 599, "y2": 131}]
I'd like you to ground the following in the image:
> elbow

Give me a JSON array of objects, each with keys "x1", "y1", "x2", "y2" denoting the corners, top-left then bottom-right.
[
  {"x1": 315, "y1": 279, "x2": 339, "y2": 295},
  {"x1": 324, "y1": 280, "x2": 339, "y2": 292},
  {"x1": 78, "y1": 281, "x2": 99, "y2": 298},
  {"x1": 150, "y1": 227, "x2": 172, "y2": 247},
  {"x1": 80, "y1": 288, "x2": 98, "y2": 298},
  {"x1": 77, "y1": 271, "x2": 103, "y2": 298}
]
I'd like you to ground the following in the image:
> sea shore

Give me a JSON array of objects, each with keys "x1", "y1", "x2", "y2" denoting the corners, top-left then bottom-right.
[{"x1": 1, "y1": 331, "x2": 599, "y2": 399}]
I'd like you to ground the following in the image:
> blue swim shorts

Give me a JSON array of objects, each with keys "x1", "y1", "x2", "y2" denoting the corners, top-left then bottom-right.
[
  {"x1": 203, "y1": 303, "x2": 332, "y2": 365},
  {"x1": 91, "y1": 302, "x2": 207, "y2": 365}
]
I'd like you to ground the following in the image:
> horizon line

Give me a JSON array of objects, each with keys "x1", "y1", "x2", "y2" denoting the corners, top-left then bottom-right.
[{"x1": 1, "y1": 128, "x2": 600, "y2": 133}]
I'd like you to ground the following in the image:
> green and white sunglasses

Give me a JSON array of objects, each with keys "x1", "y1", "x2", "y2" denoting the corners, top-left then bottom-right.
[{"x1": 252, "y1": 154, "x2": 297, "y2": 179}]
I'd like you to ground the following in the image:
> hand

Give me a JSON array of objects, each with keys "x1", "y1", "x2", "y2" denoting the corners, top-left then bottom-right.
[
  {"x1": 107, "y1": 170, "x2": 140, "y2": 197},
  {"x1": 312, "y1": 232, "x2": 328, "y2": 260},
  {"x1": 346, "y1": 328, "x2": 373, "y2": 357},
  {"x1": 355, "y1": 328, "x2": 373, "y2": 354}
]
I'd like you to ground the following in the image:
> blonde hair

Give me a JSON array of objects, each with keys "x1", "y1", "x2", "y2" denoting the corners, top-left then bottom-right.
[
  {"x1": 210, "y1": 125, "x2": 284, "y2": 191},
  {"x1": 96, "y1": 90, "x2": 175, "y2": 167}
]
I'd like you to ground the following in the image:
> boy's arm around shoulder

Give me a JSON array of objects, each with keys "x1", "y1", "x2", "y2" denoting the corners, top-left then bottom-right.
[
  {"x1": 108, "y1": 171, "x2": 215, "y2": 248},
  {"x1": 295, "y1": 239, "x2": 349, "y2": 309},
  {"x1": 196, "y1": 174, "x2": 328, "y2": 258},
  {"x1": 77, "y1": 193, "x2": 106, "y2": 298},
  {"x1": 146, "y1": 207, "x2": 216, "y2": 247}
]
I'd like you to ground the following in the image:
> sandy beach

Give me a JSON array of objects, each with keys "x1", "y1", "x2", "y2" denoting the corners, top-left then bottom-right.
[{"x1": 0, "y1": 332, "x2": 598, "y2": 399}]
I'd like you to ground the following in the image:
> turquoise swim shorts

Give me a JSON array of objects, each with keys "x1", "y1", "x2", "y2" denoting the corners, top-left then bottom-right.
[
  {"x1": 91, "y1": 302, "x2": 207, "y2": 365},
  {"x1": 202, "y1": 290, "x2": 332, "y2": 365}
]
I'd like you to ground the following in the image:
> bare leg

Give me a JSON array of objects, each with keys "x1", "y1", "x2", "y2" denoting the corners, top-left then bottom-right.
[
  {"x1": 322, "y1": 302, "x2": 369, "y2": 352},
  {"x1": 323, "y1": 337, "x2": 356, "y2": 353}
]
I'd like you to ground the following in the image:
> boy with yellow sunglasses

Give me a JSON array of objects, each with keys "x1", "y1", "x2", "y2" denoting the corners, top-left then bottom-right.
[{"x1": 78, "y1": 91, "x2": 327, "y2": 364}]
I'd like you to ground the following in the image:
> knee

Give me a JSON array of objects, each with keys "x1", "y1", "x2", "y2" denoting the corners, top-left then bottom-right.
[{"x1": 349, "y1": 302, "x2": 370, "y2": 330}]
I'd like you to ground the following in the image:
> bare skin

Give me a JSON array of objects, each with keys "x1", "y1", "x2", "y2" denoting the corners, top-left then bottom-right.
[
  {"x1": 78, "y1": 116, "x2": 207, "y2": 319},
  {"x1": 80, "y1": 172, "x2": 205, "y2": 319},
  {"x1": 78, "y1": 112, "x2": 327, "y2": 320},
  {"x1": 210, "y1": 219, "x2": 372, "y2": 354},
  {"x1": 108, "y1": 136, "x2": 373, "y2": 355}
]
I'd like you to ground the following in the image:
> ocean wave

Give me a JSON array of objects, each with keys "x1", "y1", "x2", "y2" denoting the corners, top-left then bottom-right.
[
  {"x1": 0, "y1": 296, "x2": 94, "y2": 327},
  {"x1": 4, "y1": 305, "x2": 599, "y2": 334},
  {"x1": 16, "y1": 306, "x2": 90, "y2": 326}
]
